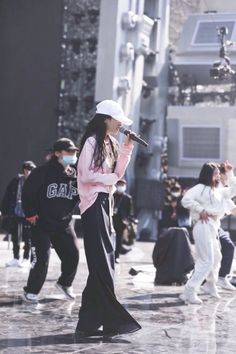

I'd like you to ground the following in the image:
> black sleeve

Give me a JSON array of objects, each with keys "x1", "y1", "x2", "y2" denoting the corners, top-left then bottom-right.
[
  {"x1": 129, "y1": 195, "x2": 134, "y2": 217},
  {"x1": 125, "y1": 194, "x2": 134, "y2": 217},
  {"x1": 0, "y1": 178, "x2": 18, "y2": 215},
  {"x1": 22, "y1": 166, "x2": 45, "y2": 217}
]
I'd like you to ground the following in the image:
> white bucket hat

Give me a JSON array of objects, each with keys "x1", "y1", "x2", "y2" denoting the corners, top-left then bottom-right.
[{"x1": 96, "y1": 100, "x2": 132, "y2": 126}]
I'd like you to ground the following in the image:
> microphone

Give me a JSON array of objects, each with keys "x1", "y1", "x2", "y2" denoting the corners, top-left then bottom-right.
[{"x1": 119, "y1": 127, "x2": 148, "y2": 147}]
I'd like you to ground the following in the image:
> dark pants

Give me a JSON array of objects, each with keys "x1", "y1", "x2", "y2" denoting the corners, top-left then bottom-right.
[
  {"x1": 24, "y1": 223, "x2": 79, "y2": 295},
  {"x1": 219, "y1": 230, "x2": 235, "y2": 277},
  {"x1": 113, "y1": 218, "x2": 126, "y2": 259},
  {"x1": 76, "y1": 193, "x2": 141, "y2": 334},
  {"x1": 11, "y1": 218, "x2": 31, "y2": 260}
]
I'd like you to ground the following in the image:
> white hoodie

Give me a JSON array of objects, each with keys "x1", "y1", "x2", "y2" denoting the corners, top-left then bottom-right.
[{"x1": 181, "y1": 170, "x2": 236, "y2": 224}]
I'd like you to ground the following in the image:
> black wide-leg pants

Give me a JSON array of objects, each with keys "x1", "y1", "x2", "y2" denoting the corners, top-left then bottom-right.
[
  {"x1": 24, "y1": 223, "x2": 79, "y2": 295},
  {"x1": 76, "y1": 193, "x2": 141, "y2": 334}
]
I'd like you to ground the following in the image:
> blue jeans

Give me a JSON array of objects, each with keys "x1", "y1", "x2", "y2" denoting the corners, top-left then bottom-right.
[{"x1": 219, "y1": 229, "x2": 235, "y2": 277}]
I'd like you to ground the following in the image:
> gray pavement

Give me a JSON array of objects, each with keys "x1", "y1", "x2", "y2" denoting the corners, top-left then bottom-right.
[{"x1": 0, "y1": 237, "x2": 236, "y2": 353}]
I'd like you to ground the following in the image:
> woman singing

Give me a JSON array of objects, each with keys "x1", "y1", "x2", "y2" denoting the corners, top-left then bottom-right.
[{"x1": 76, "y1": 100, "x2": 141, "y2": 337}]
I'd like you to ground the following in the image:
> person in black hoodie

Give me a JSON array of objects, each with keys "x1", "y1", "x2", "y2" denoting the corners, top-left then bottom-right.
[
  {"x1": 22, "y1": 138, "x2": 80, "y2": 303},
  {"x1": 113, "y1": 179, "x2": 134, "y2": 263},
  {"x1": 1, "y1": 161, "x2": 36, "y2": 267}
]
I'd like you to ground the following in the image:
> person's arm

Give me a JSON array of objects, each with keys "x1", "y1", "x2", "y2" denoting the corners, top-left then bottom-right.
[
  {"x1": 0, "y1": 178, "x2": 18, "y2": 215},
  {"x1": 230, "y1": 207, "x2": 236, "y2": 216},
  {"x1": 22, "y1": 167, "x2": 44, "y2": 219},
  {"x1": 181, "y1": 184, "x2": 214, "y2": 221},
  {"x1": 223, "y1": 170, "x2": 236, "y2": 199},
  {"x1": 181, "y1": 184, "x2": 205, "y2": 214},
  {"x1": 78, "y1": 137, "x2": 134, "y2": 186},
  {"x1": 219, "y1": 160, "x2": 236, "y2": 198},
  {"x1": 114, "y1": 143, "x2": 134, "y2": 180},
  {"x1": 182, "y1": 183, "x2": 229, "y2": 217}
]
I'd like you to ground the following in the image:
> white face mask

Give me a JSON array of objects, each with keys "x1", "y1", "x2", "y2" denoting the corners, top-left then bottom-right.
[
  {"x1": 116, "y1": 186, "x2": 126, "y2": 193},
  {"x1": 172, "y1": 192, "x2": 181, "y2": 198},
  {"x1": 62, "y1": 154, "x2": 77, "y2": 166}
]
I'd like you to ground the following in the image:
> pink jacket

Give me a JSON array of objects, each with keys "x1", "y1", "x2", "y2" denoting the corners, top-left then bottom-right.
[{"x1": 77, "y1": 136, "x2": 133, "y2": 214}]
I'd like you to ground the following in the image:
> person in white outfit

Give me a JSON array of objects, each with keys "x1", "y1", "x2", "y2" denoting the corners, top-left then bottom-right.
[{"x1": 179, "y1": 161, "x2": 236, "y2": 304}]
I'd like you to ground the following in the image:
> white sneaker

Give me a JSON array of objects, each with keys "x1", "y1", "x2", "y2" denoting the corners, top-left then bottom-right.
[
  {"x1": 55, "y1": 282, "x2": 76, "y2": 300},
  {"x1": 5, "y1": 258, "x2": 20, "y2": 267},
  {"x1": 201, "y1": 282, "x2": 221, "y2": 298},
  {"x1": 179, "y1": 286, "x2": 202, "y2": 304},
  {"x1": 217, "y1": 277, "x2": 235, "y2": 291},
  {"x1": 22, "y1": 291, "x2": 38, "y2": 304},
  {"x1": 19, "y1": 258, "x2": 30, "y2": 268}
]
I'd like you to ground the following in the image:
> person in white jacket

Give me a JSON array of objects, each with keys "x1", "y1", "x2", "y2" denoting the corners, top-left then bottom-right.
[{"x1": 179, "y1": 161, "x2": 236, "y2": 304}]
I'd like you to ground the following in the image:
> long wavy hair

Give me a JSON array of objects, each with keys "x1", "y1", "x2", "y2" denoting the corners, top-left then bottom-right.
[
  {"x1": 79, "y1": 113, "x2": 118, "y2": 170},
  {"x1": 198, "y1": 162, "x2": 218, "y2": 187}
]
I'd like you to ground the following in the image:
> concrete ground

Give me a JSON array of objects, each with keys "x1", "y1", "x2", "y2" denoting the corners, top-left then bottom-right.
[{"x1": 0, "y1": 236, "x2": 236, "y2": 354}]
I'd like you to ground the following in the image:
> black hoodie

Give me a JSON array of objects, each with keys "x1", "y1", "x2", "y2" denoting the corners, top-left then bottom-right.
[
  {"x1": 1, "y1": 176, "x2": 21, "y2": 215},
  {"x1": 22, "y1": 158, "x2": 79, "y2": 231}
]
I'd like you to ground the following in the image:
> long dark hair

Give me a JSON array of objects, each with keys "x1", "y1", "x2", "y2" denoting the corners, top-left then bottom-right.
[
  {"x1": 198, "y1": 162, "x2": 218, "y2": 187},
  {"x1": 79, "y1": 113, "x2": 118, "y2": 170}
]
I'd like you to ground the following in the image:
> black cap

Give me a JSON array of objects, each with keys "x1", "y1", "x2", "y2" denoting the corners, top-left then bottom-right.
[
  {"x1": 52, "y1": 138, "x2": 79, "y2": 152},
  {"x1": 22, "y1": 161, "x2": 36, "y2": 171},
  {"x1": 116, "y1": 178, "x2": 127, "y2": 185}
]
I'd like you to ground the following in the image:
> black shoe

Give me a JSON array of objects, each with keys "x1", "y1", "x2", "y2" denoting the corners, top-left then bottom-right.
[
  {"x1": 75, "y1": 329, "x2": 103, "y2": 337},
  {"x1": 120, "y1": 246, "x2": 132, "y2": 255},
  {"x1": 129, "y1": 267, "x2": 142, "y2": 276},
  {"x1": 103, "y1": 323, "x2": 141, "y2": 338},
  {"x1": 103, "y1": 330, "x2": 120, "y2": 339}
]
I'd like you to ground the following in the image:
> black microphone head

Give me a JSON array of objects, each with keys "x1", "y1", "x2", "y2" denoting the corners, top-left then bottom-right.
[
  {"x1": 119, "y1": 127, "x2": 128, "y2": 135},
  {"x1": 119, "y1": 127, "x2": 148, "y2": 147}
]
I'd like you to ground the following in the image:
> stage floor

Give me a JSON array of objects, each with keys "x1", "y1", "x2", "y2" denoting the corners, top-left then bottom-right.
[{"x1": 0, "y1": 236, "x2": 236, "y2": 353}]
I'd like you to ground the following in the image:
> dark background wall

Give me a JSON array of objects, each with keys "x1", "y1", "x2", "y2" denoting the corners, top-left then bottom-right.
[{"x1": 0, "y1": 0, "x2": 63, "y2": 202}]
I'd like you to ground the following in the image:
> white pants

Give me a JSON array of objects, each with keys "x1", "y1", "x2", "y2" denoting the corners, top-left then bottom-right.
[{"x1": 186, "y1": 220, "x2": 222, "y2": 292}]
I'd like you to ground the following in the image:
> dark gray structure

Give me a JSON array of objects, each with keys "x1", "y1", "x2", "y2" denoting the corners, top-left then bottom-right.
[{"x1": 0, "y1": 0, "x2": 63, "y2": 201}]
